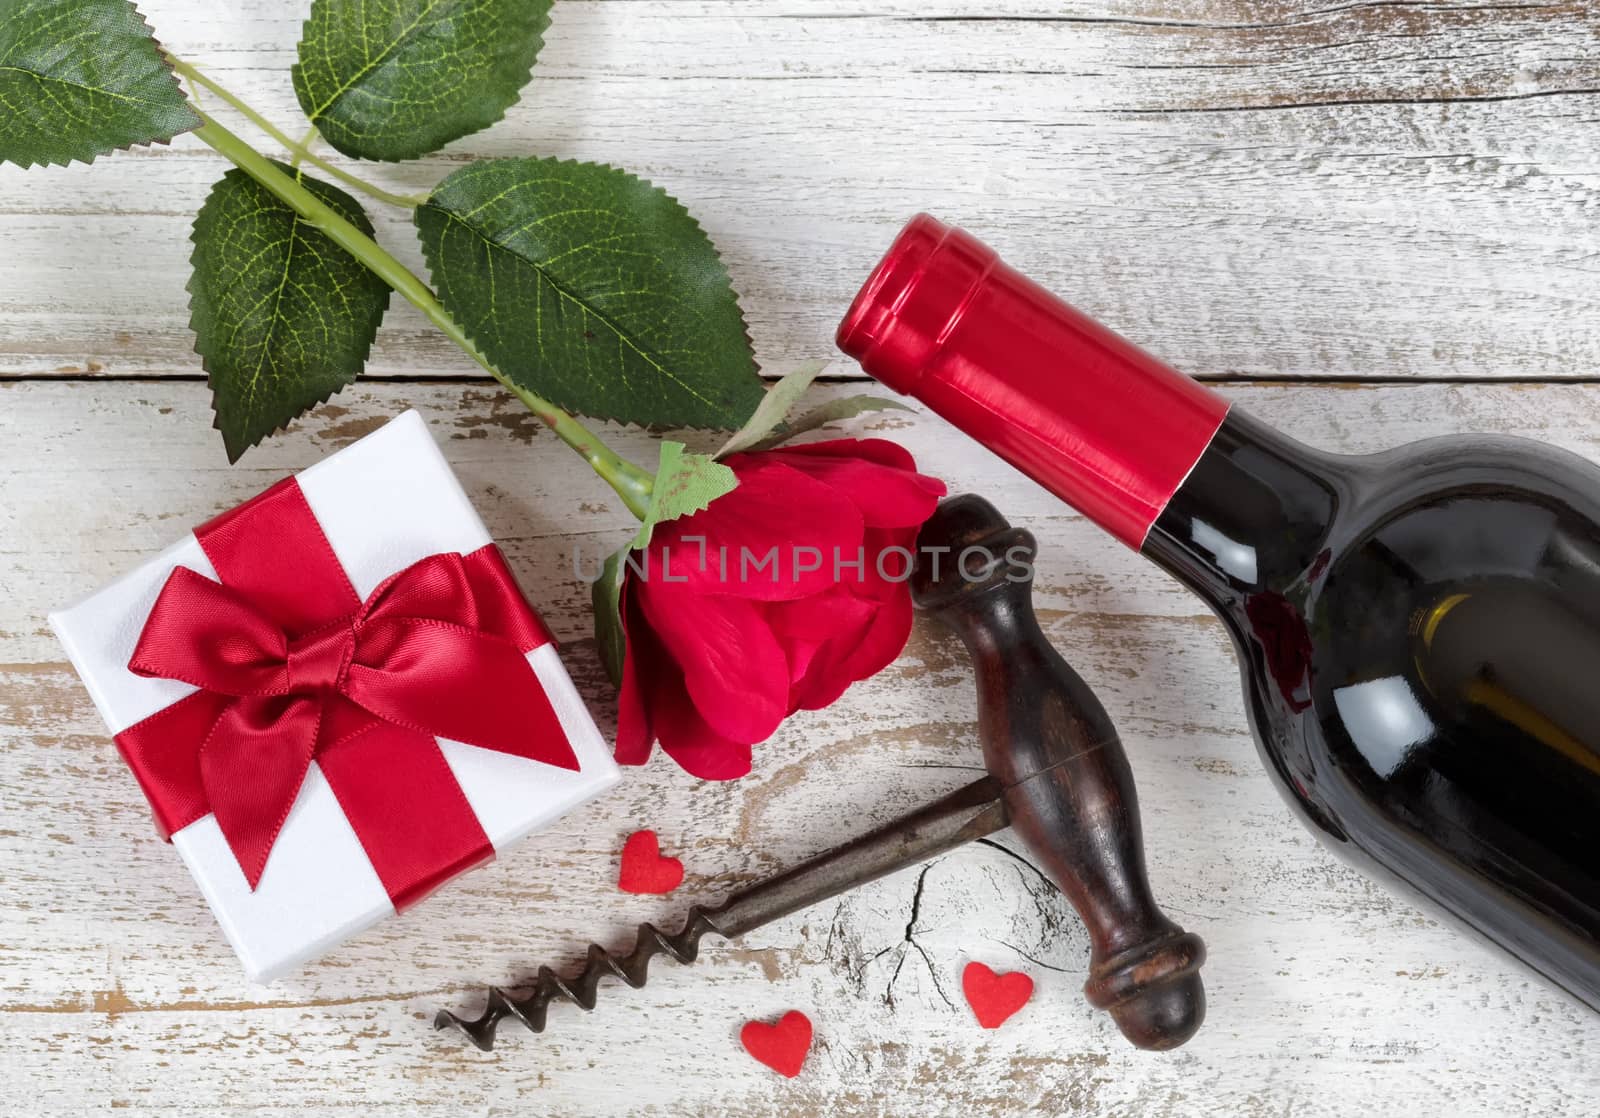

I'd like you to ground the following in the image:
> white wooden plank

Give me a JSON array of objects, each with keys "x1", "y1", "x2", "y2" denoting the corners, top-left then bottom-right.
[
  {"x1": 1, "y1": 379, "x2": 1599, "y2": 1115},
  {"x1": 0, "y1": 1, "x2": 1595, "y2": 382}
]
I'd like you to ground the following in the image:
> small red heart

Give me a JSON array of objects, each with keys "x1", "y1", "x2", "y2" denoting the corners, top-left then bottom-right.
[
  {"x1": 962, "y1": 962, "x2": 1034, "y2": 1029},
  {"x1": 740, "y1": 1010, "x2": 813, "y2": 1078},
  {"x1": 617, "y1": 830, "x2": 684, "y2": 895}
]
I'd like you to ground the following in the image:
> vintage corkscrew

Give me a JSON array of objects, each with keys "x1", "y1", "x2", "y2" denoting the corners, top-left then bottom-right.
[{"x1": 436, "y1": 495, "x2": 1206, "y2": 1051}]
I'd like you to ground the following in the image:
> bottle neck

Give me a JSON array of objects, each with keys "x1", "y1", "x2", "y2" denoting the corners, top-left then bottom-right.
[
  {"x1": 1142, "y1": 410, "x2": 1339, "y2": 602},
  {"x1": 835, "y1": 216, "x2": 1339, "y2": 583}
]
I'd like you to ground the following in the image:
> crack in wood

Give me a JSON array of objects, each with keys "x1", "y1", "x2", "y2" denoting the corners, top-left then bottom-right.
[
  {"x1": 995, "y1": 941, "x2": 1073, "y2": 975},
  {"x1": 976, "y1": 837, "x2": 1053, "y2": 890},
  {"x1": 903, "y1": 861, "x2": 935, "y2": 948},
  {"x1": 975, "y1": 837, "x2": 1090, "y2": 967},
  {"x1": 880, "y1": 859, "x2": 956, "y2": 1012}
]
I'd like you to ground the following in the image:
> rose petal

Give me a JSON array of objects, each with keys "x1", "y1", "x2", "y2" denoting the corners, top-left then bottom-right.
[
  {"x1": 766, "y1": 594, "x2": 876, "y2": 692},
  {"x1": 617, "y1": 586, "x2": 755, "y2": 778},
  {"x1": 764, "y1": 437, "x2": 917, "y2": 471},
  {"x1": 660, "y1": 734, "x2": 754, "y2": 781},
  {"x1": 834, "y1": 585, "x2": 915, "y2": 685},
  {"x1": 649, "y1": 457, "x2": 864, "y2": 602},
  {"x1": 613, "y1": 579, "x2": 658, "y2": 766},
  {"x1": 782, "y1": 637, "x2": 823, "y2": 690},
  {"x1": 831, "y1": 525, "x2": 921, "y2": 594},
  {"x1": 787, "y1": 594, "x2": 889, "y2": 706},
  {"x1": 654, "y1": 679, "x2": 754, "y2": 779},
  {"x1": 762, "y1": 446, "x2": 945, "y2": 530},
  {"x1": 791, "y1": 590, "x2": 914, "y2": 711},
  {"x1": 766, "y1": 593, "x2": 876, "y2": 642},
  {"x1": 637, "y1": 580, "x2": 789, "y2": 744}
]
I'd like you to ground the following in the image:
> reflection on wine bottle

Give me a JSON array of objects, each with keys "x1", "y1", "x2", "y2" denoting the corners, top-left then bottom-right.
[
  {"x1": 1246, "y1": 590, "x2": 1314, "y2": 713},
  {"x1": 1332, "y1": 676, "x2": 1434, "y2": 780},
  {"x1": 1412, "y1": 584, "x2": 1600, "y2": 776}
]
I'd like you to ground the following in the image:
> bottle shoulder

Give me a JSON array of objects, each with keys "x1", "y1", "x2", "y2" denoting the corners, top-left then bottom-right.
[
  {"x1": 1313, "y1": 433, "x2": 1600, "y2": 611},
  {"x1": 1265, "y1": 432, "x2": 1600, "y2": 958},
  {"x1": 1330, "y1": 431, "x2": 1600, "y2": 516}
]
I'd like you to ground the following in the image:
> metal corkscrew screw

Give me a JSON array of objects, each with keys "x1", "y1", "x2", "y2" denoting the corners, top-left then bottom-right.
[{"x1": 436, "y1": 495, "x2": 1206, "y2": 1052}]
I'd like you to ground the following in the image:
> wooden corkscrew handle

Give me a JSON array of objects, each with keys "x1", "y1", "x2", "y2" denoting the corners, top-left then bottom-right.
[{"x1": 911, "y1": 495, "x2": 1207, "y2": 1050}]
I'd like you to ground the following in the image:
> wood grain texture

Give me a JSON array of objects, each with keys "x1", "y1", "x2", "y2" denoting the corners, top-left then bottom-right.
[
  {"x1": 4, "y1": 0, "x2": 1600, "y2": 1113},
  {"x1": 0, "y1": 1, "x2": 1595, "y2": 384},
  {"x1": 3, "y1": 381, "x2": 1600, "y2": 1116}
]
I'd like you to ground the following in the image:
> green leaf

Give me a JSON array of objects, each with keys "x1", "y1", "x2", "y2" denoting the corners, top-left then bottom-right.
[
  {"x1": 750, "y1": 395, "x2": 915, "y2": 451},
  {"x1": 714, "y1": 360, "x2": 828, "y2": 459},
  {"x1": 0, "y1": 0, "x2": 198, "y2": 169},
  {"x1": 591, "y1": 441, "x2": 739, "y2": 686},
  {"x1": 189, "y1": 163, "x2": 391, "y2": 462},
  {"x1": 415, "y1": 157, "x2": 765, "y2": 431},
  {"x1": 631, "y1": 441, "x2": 738, "y2": 550},
  {"x1": 591, "y1": 545, "x2": 628, "y2": 687},
  {"x1": 292, "y1": 0, "x2": 552, "y2": 161}
]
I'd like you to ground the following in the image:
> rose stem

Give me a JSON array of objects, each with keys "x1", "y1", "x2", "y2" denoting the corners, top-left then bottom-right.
[
  {"x1": 169, "y1": 58, "x2": 428, "y2": 210},
  {"x1": 179, "y1": 104, "x2": 656, "y2": 519}
]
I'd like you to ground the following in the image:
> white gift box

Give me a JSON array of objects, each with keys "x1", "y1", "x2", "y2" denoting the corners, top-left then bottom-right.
[{"x1": 50, "y1": 410, "x2": 620, "y2": 982}]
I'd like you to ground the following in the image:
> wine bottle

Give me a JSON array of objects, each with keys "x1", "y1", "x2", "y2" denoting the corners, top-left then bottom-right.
[{"x1": 837, "y1": 214, "x2": 1600, "y2": 1010}]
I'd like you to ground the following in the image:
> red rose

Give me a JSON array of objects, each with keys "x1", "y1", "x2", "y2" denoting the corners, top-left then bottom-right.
[{"x1": 614, "y1": 438, "x2": 946, "y2": 779}]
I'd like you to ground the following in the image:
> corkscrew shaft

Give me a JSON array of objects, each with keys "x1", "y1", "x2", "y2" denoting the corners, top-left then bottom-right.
[{"x1": 435, "y1": 778, "x2": 1008, "y2": 1050}]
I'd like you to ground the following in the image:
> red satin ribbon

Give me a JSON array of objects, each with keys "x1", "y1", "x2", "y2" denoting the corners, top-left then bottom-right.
[{"x1": 113, "y1": 478, "x2": 577, "y2": 910}]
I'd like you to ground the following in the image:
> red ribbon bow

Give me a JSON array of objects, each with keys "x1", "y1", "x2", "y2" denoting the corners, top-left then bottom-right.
[{"x1": 114, "y1": 478, "x2": 577, "y2": 909}]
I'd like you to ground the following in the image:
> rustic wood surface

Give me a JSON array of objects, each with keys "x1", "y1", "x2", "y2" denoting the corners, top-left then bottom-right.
[{"x1": 2, "y1": 1, "x2": 1598, "y2": 1115}]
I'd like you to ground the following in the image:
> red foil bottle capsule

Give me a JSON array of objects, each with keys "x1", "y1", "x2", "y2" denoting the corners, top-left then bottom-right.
[
  {"x1": 836, "y1": 214, "x2": 1229, "y2": 548},
  {"x1": 838, "y1": 214, "x2": 1600, "y2": 1016}
]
